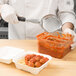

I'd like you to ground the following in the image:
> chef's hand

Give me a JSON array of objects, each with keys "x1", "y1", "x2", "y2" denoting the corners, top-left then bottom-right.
[
  {"x1": 0, "y1": 4, "x2": 19, "y2": 24},
  {"x1": 63, "y1": 28, "x2": 76, "y2": 49}
]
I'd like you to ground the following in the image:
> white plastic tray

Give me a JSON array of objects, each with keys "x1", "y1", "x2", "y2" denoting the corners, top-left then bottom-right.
[
  {"x1": 13, "y1": 51, "x2": 52, "y2": 74},
  {"x1": 0, "y1": 46, "x2": 52, "y2": 74}
]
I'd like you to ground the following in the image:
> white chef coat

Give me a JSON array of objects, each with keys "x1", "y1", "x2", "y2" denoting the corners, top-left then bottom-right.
[{"x1": 0, "y1": 0, "x2": 75, "y2": 39}]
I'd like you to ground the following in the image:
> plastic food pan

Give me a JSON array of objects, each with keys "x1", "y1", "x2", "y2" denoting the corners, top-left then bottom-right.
[{"x1": 36, "y1": 32, "x2": 73, "y2": 58}]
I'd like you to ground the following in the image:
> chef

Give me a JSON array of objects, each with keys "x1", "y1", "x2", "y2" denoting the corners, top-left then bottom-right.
[{"x1": 0, "y1": 0, "x2": 76, "y2": 48}]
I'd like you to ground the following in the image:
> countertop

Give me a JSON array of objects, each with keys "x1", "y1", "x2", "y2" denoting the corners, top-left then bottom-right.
[{"x1": 0, "y1": 40, "x2": 76, "y2": 76}]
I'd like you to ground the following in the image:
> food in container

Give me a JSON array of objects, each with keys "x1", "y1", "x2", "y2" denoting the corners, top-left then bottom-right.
[
  {"x1": 0, "y1": 46, "x2": 52, "y2": 74},
  {"x1": 36, "y1": 32, "x2": 74, "y2": 59},
  {"x1": 22, "y1": 54, "x2": 49, "y2": 67},
  {"x1": 13, "y1": 51, "x2": 52, "y2": 74}
]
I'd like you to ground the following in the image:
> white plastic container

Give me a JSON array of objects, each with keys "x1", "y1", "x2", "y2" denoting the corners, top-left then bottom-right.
[
  {"x1": 0, "y1": 46, "x2": 52, "y2": 74},
  {"x1": 0, "y1": 46, "x2": 25, "y2": 64},
  {"x1": 13, "y1": 51, "x2": 52, "y2": 74}
]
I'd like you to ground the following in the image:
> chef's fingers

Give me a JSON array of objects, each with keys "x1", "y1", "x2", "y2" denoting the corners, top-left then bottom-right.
[{"x1": 71, "y1": 42, "x2": 76, "y2": 49}]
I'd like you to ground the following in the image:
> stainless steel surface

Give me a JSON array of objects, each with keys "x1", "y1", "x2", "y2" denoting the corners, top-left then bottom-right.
[
  {"x1": 18, "y1": 14, "x2": 62, "y2": 33},
  {"x1": 42, "y1": 14, "x2": 62, "y2": 32}
]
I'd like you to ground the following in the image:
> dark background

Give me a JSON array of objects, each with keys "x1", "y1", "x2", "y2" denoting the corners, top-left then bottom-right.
[
  {"x1": 0, "y1": 19, "x2": 8, "y2": 39},
  {"x1": 74, "y1": 0, "x2": 76, "y2": 13}
]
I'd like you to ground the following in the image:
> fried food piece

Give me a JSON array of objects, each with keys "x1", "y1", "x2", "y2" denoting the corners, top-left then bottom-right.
[
  {"x1": 40, "y1": 57, "x2": 49, "y2": 64},
  {"x1": 35, "y1": 61, "x2": 42, "y2": 67},
  {"x1": 28, "y1": 61, "x2": 35, "y2": 67},
  {"x1": 44, "y1": 57, "x2": 49, "y2": 62},
  {"x1": 25, "y1": 55, "x2": 32, "y2": 61},
  {"x1": 31, "y1": 54, "x2": 36, "y2": 58},
  {"x1": 25, "y1": 54, "x2": 36, "y2": 61},
  {"x1": 35, "y1": 55, "x2": 42, "y2": 61},
  {"x1": 25, "y1": 54, "x2": 49, "y2": 68},
  {"x1": 25, "y1": 60, "x2": 29, "y2": 65},
  {"x1": 30, "y1": 57, "x2": 37, "y2": 63}
]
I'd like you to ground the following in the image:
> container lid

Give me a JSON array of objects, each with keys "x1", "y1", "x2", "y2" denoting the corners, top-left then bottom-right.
[{"x1": 0, "y1": 46, "x2": 25, "y2": 64}]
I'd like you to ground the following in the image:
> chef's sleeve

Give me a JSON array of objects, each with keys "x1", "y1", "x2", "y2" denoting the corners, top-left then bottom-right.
[{"x1": 58, "y1": 0, "x2": 76, "y2": 27}]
